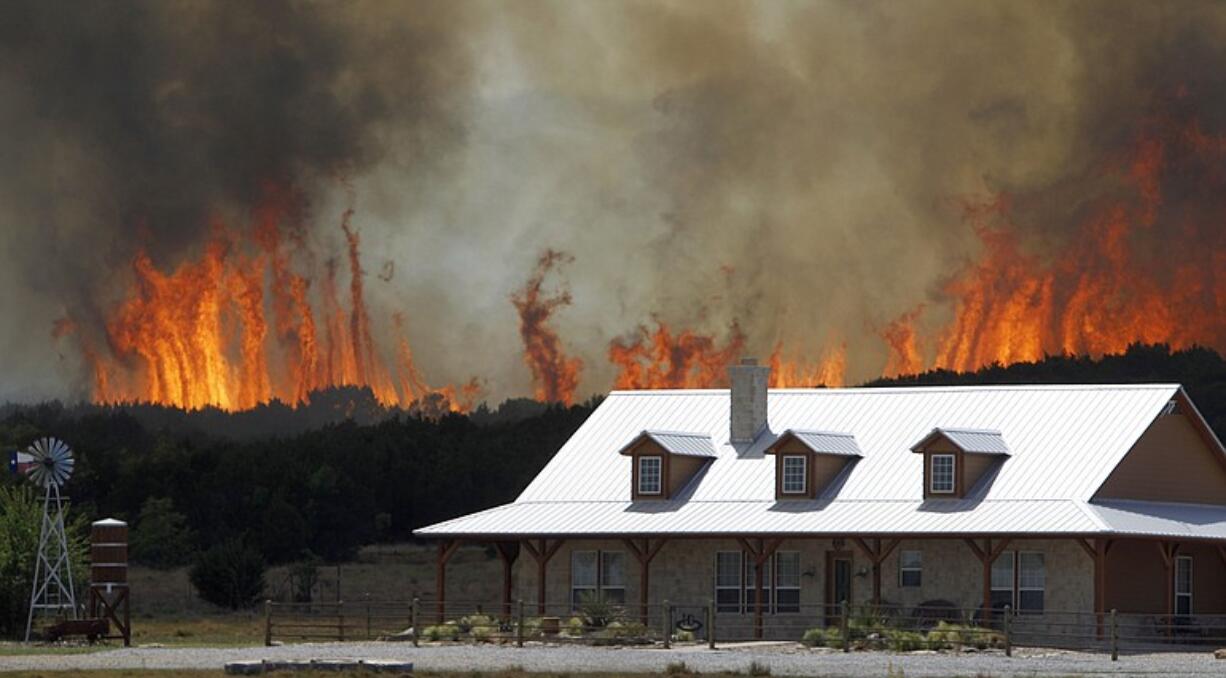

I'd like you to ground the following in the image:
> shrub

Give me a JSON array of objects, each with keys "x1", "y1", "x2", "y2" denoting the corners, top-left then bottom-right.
[
  {"x1": 822, "y1": 627, "x2": 844, "y2": 649},
  {"x1": 470, "y1": 625, "x2": 493, "y2": 642},
  {"x1": 288, "y1": 551, "x2": 321, "y2": 603},
  {"x1": 130, "y1": 497, "x2": 196, "y2": 569},
  {"x1": 673, "y1": 629, "x2": 695, "y2": 642},
  {"x1": 577, "y1": 590, "x2": 621, "y2": 628},
  {"x1": 885, "y1": 629, "x2": 926, "y2": 652},
  {"x1": 565, "y1": 616, "x2": 585, "y2": 636},
  {"x1": 801, "y1": 627, "x2": 825, "y2": 647},
  {"x1": 459, "y1": 614, "x2": 494, "y2": 634},
  {"x1": 590, "y1": 620, "x2": 651, "y2": 645},
  {"x1": 188, "y1": 540, "x2": 266, "y2": 610},
  {"x1": 748, "y1": 660, "x2": 771, "y2": 676},
  {"x1": 422, "y1": 624, "x2": 459, "y2": 642}
]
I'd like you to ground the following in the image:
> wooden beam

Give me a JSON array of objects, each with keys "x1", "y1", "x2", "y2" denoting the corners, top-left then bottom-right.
[
  {"x1": 495, "y1": 542, "x2": 519, "y2": 619},
  {"x1": 1217, "y1": 544, "x2": 1226, "y2": 568},
  {"x1": 646, "y1": 538, "x2": 667, "y2": 562},
  {"x1": 988, "y1": 538, "x2": 1012, "y2": 561},
  {"x1": 436, "y1": 539, "x2": 460, "y2": 622},
  {"x1": 1074, "y1": 538, "x2": 1096, "y2": 560},
  {"x1": 622, "y1": 538, "x2": 645, "y2": 563},
  {"x1": 963, "y1": 538, "x2": 987, "y2": 562}
]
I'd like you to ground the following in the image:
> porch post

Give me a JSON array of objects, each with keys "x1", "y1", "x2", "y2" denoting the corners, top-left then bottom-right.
[
  {"x1": 1075, "y1": 537, "x2": 1112, "y2": 639},
  {"x1": 1157, "y1": 541, "x2": 1178, "y2": 635},
  {"x1": 624, "y1": 538, "x2": 667, "y2": 625},
  {"x1": 522, "y1": 538, "x2": 565, "y2": 615},
  {"x1": 852, "y1": 537, "x2": 901, "y2": 608},
  {"x1": 964, "y1": 537, "x2": 1010, "y2": 624},
  {"x1": 436, "y1": 539, "x2": 461, "y2": 622},
  {"x1": 495, "y1": 542, "x2": 520, "y2": 619},
  {"x1": 739, "y1": 537, "x2": 782, "y2": 640}
]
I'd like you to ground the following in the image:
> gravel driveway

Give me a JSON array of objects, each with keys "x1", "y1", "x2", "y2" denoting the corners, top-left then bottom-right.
[{"x1": 2, "y1": 642, "x2": 1224, "y2": 676}]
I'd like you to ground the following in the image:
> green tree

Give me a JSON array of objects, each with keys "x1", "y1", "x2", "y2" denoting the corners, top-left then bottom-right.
[
  {"x1": 189, "y1": 540, "x2": 266, "y2": 610},
  {"x1": 130, "y1": 497, "x2": 195, "y2": 569},
  {"x1": 0, "y1": 484, "x2": 89, "y2": 638}
]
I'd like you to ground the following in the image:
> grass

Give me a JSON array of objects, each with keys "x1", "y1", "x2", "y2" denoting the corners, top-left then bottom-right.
[{"x1": 2, "y1": 666, "x2": 765, "y2": 671}]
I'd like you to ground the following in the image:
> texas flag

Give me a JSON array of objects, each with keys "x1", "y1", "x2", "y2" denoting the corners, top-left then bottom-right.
[{"x1": 7, "y1": 450, "x2": 34, "y2": 477}]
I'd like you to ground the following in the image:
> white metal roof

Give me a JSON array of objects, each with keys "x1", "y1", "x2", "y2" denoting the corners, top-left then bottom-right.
[
  {"x1": 416, "y1": 384, "x2": 1220, "y2": 538},
  {"x1": 772, "y1": 430, "x2": 862, "y2": 457},
  {"x1": 911, "y1": 427, "x2": 1010, "y2": 455},
  {"x1": 619, "y1": 430, "x2": 718, "y2": 458}
]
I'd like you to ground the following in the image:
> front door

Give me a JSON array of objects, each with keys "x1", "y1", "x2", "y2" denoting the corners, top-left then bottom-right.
[{"x1": 826, "y1": 551, "x2": 853, "y2": 625}]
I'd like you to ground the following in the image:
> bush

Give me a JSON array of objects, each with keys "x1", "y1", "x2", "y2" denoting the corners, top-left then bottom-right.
[
  {"x1": 822, "y1": 627, "x2": 844, "y2": 649},
  {"x1": 130, "y1": 497, "x2": 195, "y2": 569},
  {"x1": 422, "y1": 624, "x2": 459, "y2": 642},
  {"x1": 885, "y1": 629, "x2": 926, "y2": 652},
  {"x1": 577, "y1": 590, "x2": 621, "y2": 628},
  {"x1": 188, "y1": 540, "x2": 266, "y2": 610},
  {"x1": 470, "y1": 624, "x2": 493, "y2": 642},
  {"x1": 565, "y1": 616, "x2": 585, "y2": 636},
  {"x1": 673, "y1": 629, "x2": 695, "y2": 642},
  {"x1": 288, "y1": 551, "x2": 321, "y2": 603},
  {"x1": 801, "y1": 627, "x2": 825, "y2": 647},
  {"x1": 590, "y1": 620, "x2": 651, "y2": 645},
  {"x1": 748, "y1": 660, "x2": 771, "y2": 676},
  {"x1": 458, "y1": 614, "x2": 494, "y2": 634}
]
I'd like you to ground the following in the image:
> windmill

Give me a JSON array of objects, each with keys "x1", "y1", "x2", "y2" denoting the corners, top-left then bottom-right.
[{"x1": 23, "y1": 437, "x2": 78, "y2": 641}]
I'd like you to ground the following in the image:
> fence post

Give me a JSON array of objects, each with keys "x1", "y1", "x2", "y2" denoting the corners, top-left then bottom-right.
[
  {"x1": 263, "y1": 600, "x2": 273, "y2": 647},
  {"x1": 1110, "y1": 609, "x2": 1118, "y2": 662},
  {"x1": 338, "y1": 601, "x2": 345, "y2": 642},
  {"x1": 707, "y1": 599, "x2": 716, "y2": 650},
  {"x1": 516, "y1": 599, "x2": 525, "y2": 648},
  {"x1": 662, "y1": 600, "x2": 672, "y2": 649},
  {"x1": 411, "y1": 598, "x2": 419, "y2": 648},
  {"x1": 1003, "y1": 605, "x2": 1011, "y2": 657},
  {"x1": 840, "y1": 600, "x2": 850, "y2": 653}
]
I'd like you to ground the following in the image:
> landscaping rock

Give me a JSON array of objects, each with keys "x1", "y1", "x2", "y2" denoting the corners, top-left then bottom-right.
[
  {"x1": 1214, "y1": 648, "x2": 1226, "y2": 659},
  {"x1": 224, "y1": 660, "x2": 265, "y2": 675}
]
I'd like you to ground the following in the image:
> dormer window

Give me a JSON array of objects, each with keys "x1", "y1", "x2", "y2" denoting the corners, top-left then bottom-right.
[
  {"x1": 638, "y1": 456, "x2": 662, "y2": 495},
  {"x1": 765, "y1": 430, "x2": 861, "y2": 500},
  {"x1": 619, "y1": 430, "x2": 716, "y2": 500},
  {"x1": 929, "y1": 454, "x2": 955, "y2": 494},
  {"x1": 781, "y1": 455, "x2": 808, "y2": 494},
  {"x1": 911, "y1": 428, "x2": 1010, "y2": 499}
]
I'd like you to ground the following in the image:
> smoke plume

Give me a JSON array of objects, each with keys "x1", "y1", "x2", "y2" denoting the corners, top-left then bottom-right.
[{"x1": 3, "y1": 1, "x2": 1226, "y2": 405}]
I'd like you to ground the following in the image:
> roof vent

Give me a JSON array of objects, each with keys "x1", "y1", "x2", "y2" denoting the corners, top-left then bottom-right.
[{"x1": 729, "y1": 357, "x2": 769, "y2": 444}]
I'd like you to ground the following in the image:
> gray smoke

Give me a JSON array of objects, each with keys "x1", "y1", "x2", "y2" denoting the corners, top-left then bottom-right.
[{"x1": 1, "y1": 0, "x2": 1224, "y2": 403}]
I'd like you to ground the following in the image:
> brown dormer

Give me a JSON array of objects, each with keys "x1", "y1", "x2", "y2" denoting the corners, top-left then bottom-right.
[
  {"x1": 910, "y1": 428, "x2": 1009, "y2": 499},
  {"x1": 619, "y1": 431, "x2": 716, "y2": 500},
  {"x1": 764, "y1": 430, "x2": 861, "y2": 500}
]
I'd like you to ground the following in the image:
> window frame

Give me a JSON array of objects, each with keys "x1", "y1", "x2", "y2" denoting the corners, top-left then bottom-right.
[
  {"x1": 781, "y1": 455, "x2": 808, "y2": 495},
  {"x1": 637, "y1": 455, "x2": 663, "y2": 495},
  {"x1": 571, "y1": 549, "x2": 627, "y2": 610},
  {"x1": 774, "y1": 551, "x2": 801, "y2": 613},
  {"x1": 929, "y1": 454, "x2": 956, "y2": 494},
  {"x1": 714, "y1": 551, "x2": 801, "y2": 615},
  {"x1": 1174, "y1": 555, "x2": 1193, "y2": 617},
  {"x1": 898, "y1": 550, "x2": 922, "y2": 588},
  {"x1": 990, "y1": 551, "x2": 1016, "y2": 611}
]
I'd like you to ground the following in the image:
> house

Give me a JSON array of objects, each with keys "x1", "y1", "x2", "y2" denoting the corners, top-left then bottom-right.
[{"x1": 415, "y1": 359, "x2": 1226, "y2": 638}]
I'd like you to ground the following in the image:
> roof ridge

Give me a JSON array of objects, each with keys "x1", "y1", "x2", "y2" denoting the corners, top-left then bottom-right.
[{"x1": 608, "y1": 383, "x2": 1181, "y2": 396}]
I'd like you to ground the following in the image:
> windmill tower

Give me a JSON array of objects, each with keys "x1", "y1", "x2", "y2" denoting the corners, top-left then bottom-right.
[{"x1": 23, "y1": 437, "x2": 78, "y2": 641}]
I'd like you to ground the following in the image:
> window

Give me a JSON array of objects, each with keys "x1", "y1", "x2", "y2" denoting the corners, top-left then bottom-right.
[
  {"x1": 898, "y1": 550, "x2": 922, "y2": 587},
  {"x1": 930, "y1": 454, "x2": 955, "y2": 494},
  {"x1": 990, "y1": 552, "x2": 1015, "y2": 610},
  {"x1": 571, "y1": 550, "x2": 626, "y2": 609},
  {"x1": 1017, "y1": 552, "x2": 1045, "y2": 613},
  {"x1": 715, "y1": 551, "x2": 743, "y2": 613},
  {"x1": 638, "y1": 456, "x2": 662, "y2": 495},
  {"x1": 1175, "y1": 555, "x2": 1193, "y2": 617},
  {"x1": 714, "y1": 551, "x2": 801, "y2": 614},
  {"x1": 781, "y1": 455, "x2": 807, "y2": 494},
  {"x1": 775, "y1": 552, "x2": 801, "y2": 613},
  {"x1": 990, "y1": 551, "x2": 1046, "y2": 613}
]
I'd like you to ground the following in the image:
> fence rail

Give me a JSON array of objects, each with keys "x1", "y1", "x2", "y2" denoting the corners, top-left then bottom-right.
[{"x1": 264, "y1": 598, "x2": 1226, "y2": 659}]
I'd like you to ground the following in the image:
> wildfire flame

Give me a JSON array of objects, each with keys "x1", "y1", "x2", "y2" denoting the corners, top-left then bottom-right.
[
  {"x1": 608, "y1": 321, "x2": 746, "y2": 389},
  {"x1": 511, "y1": 249, "x2": 584, "y2": 405},
  {"x1": 769, "y1": 341, "x2": 847, "y2": 388},
  {"x1": 61, "y1": 190, "x2": 478, "y2": 414},
  {"x1": 886, "y1": 103, "x2": 1226, "y2": 373}
]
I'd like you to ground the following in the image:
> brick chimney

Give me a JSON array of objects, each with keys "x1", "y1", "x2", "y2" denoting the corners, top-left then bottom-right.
[{"x1": 729, "y1": 357, "x2": 770, "y2": 443}]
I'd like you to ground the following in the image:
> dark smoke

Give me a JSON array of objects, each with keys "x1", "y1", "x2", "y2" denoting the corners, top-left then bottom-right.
[{"x1": 4, "y1": 1, "x2": 1226, "y2": 403}]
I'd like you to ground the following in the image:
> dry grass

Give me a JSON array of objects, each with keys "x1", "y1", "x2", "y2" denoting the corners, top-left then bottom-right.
[{"x1": 0, "y1": 672, "x2": 754, "y2": 678}]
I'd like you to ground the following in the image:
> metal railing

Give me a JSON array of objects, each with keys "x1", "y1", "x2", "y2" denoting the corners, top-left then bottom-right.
[{"x1": 264, "y1": 598, "x2": 1226, "y2": 659}]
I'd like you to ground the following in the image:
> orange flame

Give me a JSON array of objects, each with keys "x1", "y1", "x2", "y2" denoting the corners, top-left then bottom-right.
[
  {"x1": 768, "y1": 341, "x2": 847, "y2": 388},
  {"x1": 64, "y1": 189, "x2": 479, "y2": 413},
  {"x1": 885, "y1": 105, "x2": 1226, "y2": 375},
  {"x1": 511, "y1": 249, "x2": 584, "y2": 404},
  {"x1": 609, "y1": 321, "x2": 746, "y2": 389}
]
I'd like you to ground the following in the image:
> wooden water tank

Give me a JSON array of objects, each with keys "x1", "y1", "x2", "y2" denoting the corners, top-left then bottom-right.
[{"x1": 91, "y1": 518, "x2": 128, "y2": 586}]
